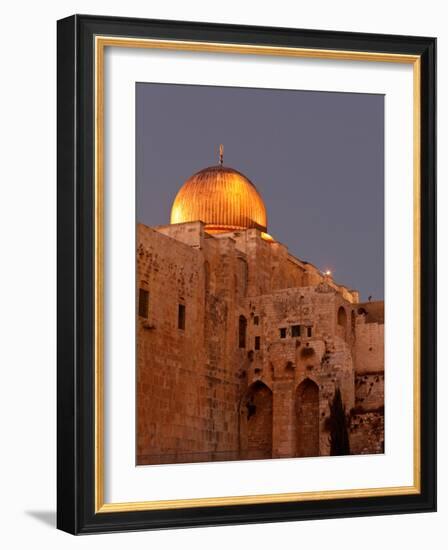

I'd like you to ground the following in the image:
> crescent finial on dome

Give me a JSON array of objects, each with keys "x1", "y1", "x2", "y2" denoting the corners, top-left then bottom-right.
[{"x1": 219, "y1": 144, "x2": 224, "y2": 166}]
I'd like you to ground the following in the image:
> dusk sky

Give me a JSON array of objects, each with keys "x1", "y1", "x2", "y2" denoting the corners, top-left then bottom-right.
[{"x1": 136, "y1": 83, "x2": 384, "y2": 301}]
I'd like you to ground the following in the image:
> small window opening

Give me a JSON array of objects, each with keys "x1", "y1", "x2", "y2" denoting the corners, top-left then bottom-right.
[
  {"x1": 178, "y1": 304, "x2": 186, "y2": 330},
  {"x1": 255, "y1": 336, "x2": 260, "y2": 350},
  {"x1": 280, "y1": 327, "x2": 287, "y2": 339},
  {"x1": 138, "y1": 288, "x2": 149, "y2": 318},
  {"x1": 291, "y1": 324, "x2": 301, "y2": 337},
  {"x1": 239, "y1": 315, "x2": 247, "y2": 348},
  {"x1": 253, "y1": 316, "x2": 259, "y2": 325},
  {"x1": 307, "y1": 326, "x2": 312, "y2": 337}
]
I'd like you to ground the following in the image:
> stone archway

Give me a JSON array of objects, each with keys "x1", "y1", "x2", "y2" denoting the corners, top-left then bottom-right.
[
  {"x1": 240, "y1": 381, "x2": 273, "y2": 460},
  {"x1": 296, "y1": 378, "x2": 319, "y2": 457}
]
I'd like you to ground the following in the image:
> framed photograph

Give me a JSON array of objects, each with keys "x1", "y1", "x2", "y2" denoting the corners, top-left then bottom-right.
[{"x1": 57, "y1": 15, "x2": 436, "y2": 534}]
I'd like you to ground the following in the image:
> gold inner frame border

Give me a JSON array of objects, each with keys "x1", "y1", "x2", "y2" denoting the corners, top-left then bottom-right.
[{"x1": 94, "y1": 35, "x2": 421, "y2": 513}]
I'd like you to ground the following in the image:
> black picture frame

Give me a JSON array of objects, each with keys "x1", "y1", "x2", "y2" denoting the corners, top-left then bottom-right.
[{"x1": 57, "y1": 14, "x2": 436, "y2": 534}]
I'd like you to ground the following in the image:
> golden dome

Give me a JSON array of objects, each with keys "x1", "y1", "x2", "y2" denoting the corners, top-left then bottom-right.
[{"x1": 170, "y1": 149, "x2": 267, "y2": 234}]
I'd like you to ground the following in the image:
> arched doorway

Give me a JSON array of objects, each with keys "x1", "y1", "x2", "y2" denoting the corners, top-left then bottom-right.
[
  {"x1": 296, "y1": 378, "x2": 319, "y2": 457},
  {"x1": 240, "y1": 381, "x2": 273, "y2": 459}
]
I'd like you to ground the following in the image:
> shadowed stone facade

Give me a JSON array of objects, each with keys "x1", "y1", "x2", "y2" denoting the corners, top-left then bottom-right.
[{"x1": 136, "y1": 221, "x2": 385, "y2": 465}]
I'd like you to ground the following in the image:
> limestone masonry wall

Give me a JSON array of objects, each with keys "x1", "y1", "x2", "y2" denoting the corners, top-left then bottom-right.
[
  {"x1": 350, "y1": 412, "x2": 385, "y2": 455},
  {"x1": 136, "y1": 222, "x2": 384, "y2": 464}
]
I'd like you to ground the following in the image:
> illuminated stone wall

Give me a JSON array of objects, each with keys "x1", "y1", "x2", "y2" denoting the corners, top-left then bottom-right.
[{"x1": 136, "y1": 221, "x2": 384, "y2": 464}]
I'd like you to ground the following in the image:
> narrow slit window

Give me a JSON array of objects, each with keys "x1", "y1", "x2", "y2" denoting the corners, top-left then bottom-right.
[
  {"x1": 280, "y1": 327, "x2": 287, "y2": 339},
  {"x1": 307, "y1": 326, "x2": 312, "y2": 337},
  {"x1": 253, "y1": 316, "x2": 259, "y2": 326},
  {"x1": 178, "y1": 303, "x2": 186, "y2": 330},
  {"x1": 138, "y1": 288, "x2": 149, "y2": 318},
  {"x1": 255, "y1": 336, "x2": 260, "y2": 350},
  {"x1": 239, "y1": 315, "x2": 247, "y2": 348}
]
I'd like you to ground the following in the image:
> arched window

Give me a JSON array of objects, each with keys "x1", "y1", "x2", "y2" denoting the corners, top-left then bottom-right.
[
  {"x1": 238, "y1": 315, "x2": 247, "y2": 348},
  {"x1": 337, "y1": 306, "x2": 347, "y2": 327}
]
